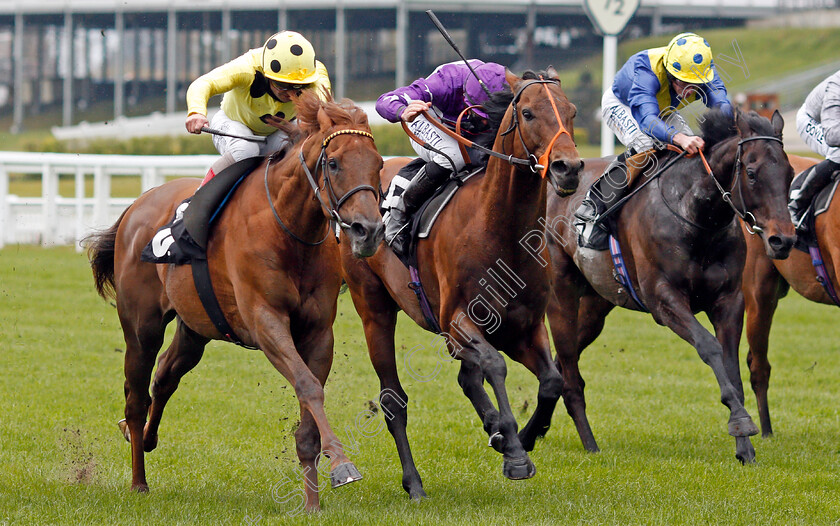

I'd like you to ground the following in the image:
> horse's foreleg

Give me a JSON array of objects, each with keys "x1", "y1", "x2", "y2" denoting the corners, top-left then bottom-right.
[
  {"x1": 256, "y1": 315, "x2": 361, "y2": 497},
  {"x1": 119, "y1": 307, "x2": 167, "y2": 492},
  {"x1": 513, "y1": 324, "x2": 563, "y2": 452},
  {"x1": 710, "y1": 291, "x2": 756, "y2": 464},
  {"x1": 145, "y1": 318, "x2": 208, "y2": 453},
  {"x1": 456, "y1": 319, "x2": 535, "y2": 480},
  {"x1": 652, "y1": 291, "x2": 759, "y2": 443},
  {"x1": 743, "y1": 249, "x2": 784, "y2": 438},
  {"x1": 457, "y1": 360, "x2": 502, "y2": 447},
  {"x1": 548, "y1": 285, "x2": 601, "y2": 453}
]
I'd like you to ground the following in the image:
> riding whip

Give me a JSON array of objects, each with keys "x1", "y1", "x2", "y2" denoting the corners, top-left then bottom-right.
[
  {"x1": 200, "y1": 127, "x2": 267, "y2": 143},
  {"x1": 425, "y1": 10, "x2": 492, "y2": 98}
]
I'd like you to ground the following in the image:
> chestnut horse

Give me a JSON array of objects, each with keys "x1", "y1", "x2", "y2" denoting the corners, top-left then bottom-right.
[
  {"x1": 84, "y1": 95, "x2": 383, "y2": 511},
  {"x1": 741, "y1": 153, "x2": 836, "y2": 437},
  {"x1": 545, "y1": 109, "x2": 796, "y2": 464},
  {"x1": 340, "y1": 69, "x2": 581, "y2": 499}
]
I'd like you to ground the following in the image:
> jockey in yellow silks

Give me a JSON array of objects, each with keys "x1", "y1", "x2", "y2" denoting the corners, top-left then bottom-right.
[{"x1": 185, "y1": 31, "x2": 331, "y2": 185}]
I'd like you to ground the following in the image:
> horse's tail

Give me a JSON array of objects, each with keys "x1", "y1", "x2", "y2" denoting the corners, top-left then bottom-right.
[{"x1": 82, "y1": 208, "x2": 128, "y2": 301}]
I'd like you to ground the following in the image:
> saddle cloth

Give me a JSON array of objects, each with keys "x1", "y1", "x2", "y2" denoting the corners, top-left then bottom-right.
[{"x1": 791, "y1": 165, "x2": 840, "y2": 251}]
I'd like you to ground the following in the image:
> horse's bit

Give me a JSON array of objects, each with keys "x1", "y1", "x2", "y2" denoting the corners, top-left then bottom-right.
[{"x1": 264, "y1": 129, "x2": 378, "y2": 246}]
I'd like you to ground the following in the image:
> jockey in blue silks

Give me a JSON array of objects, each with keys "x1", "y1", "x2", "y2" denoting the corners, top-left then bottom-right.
[
  {"x1": 375, "y1": 60, "x2": 510, "y2": 253},
  {"x1": 575, "y1": 32, "x2": 733, "y2": 226}
]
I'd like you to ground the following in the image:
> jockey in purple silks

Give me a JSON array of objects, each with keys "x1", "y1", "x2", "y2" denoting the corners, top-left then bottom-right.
[{"x1": 376, "y1": 60, "x2": 509, "y2": 253}]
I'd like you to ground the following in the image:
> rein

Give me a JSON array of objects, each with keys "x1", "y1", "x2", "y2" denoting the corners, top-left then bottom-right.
[
  {"x1": 401, "y1": 77, "x2": 570, "y2": 176},
  {"x1": 264, "y1": 128, "x2": 378, "y2": 246}
]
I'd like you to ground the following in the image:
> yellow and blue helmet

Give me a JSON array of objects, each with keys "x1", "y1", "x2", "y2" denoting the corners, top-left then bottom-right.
[{"x1": 664, "y1": 33, "x2": 714, "y2": 84}]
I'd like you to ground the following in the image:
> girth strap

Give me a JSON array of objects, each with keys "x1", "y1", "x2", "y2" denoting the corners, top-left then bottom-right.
[{"x1": 191, "y1": 256, "x2": 258, "y2": 349}]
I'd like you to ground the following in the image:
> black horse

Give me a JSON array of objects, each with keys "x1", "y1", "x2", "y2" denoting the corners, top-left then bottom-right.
[{"x1": 545, "y1": 108, "x2": 796, "y2": 463}]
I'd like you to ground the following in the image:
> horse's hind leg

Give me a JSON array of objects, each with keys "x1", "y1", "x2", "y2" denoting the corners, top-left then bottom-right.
[
  {"x1": 548, "y1": 285, "x2": 607, "y2": 453},
  {"x1": 710, "y1": 292, "x2": 756, "y2": 464},
  {"x1": 144, "y1": 317, "x2": 209, "y2": 453},
  {"x1": 118, "y1": 303, "x2": 169, "y2": 492},
  {"x1": 346, "y1": 275, "x2": 426, "y2": 500}
]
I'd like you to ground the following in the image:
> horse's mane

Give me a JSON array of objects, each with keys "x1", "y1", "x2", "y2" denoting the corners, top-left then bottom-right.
[
  {"x1": 293, "y1": 90, "x2": 371, "y2": 140},
  {"x1": 699, "y1": 107, "x2": 775, "y2": 150}
]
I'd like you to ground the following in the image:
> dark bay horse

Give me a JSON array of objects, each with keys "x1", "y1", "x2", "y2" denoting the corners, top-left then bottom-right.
[
  {"x1": 545, "y1": 109, "x2": 796, "y2": 464},
  {"x1": 84, "y1": 94, "x2": 383, "y2": 511},
  {"x1": 340, "y1": 69, "x2": 581, "y2": 499},
  {"x1": 741, "y1": 153, "x2": 837, "y2": 437}
]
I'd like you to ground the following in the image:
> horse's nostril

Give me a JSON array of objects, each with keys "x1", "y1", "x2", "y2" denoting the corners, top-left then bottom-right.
[
  {"x1": 350, "y1": 222, "x2": 367, "y2": 239},
  {"x1": 550, "y1": 160, "x2": 568, "y2": 176},
  {"x1": 768, "y1": 235, "x2": 793, "y2": 251}
]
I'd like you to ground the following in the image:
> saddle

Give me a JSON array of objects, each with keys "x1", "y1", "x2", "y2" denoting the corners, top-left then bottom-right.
[
  {"x1": 791, "y1": 165, "x2": 840, "y2": 251},
  {"x1": 141, "y1": 156, "x2": 264, "y2": 264},
  {"x1": 381, "y1": 160, "x2": 482, "y2": 267}
]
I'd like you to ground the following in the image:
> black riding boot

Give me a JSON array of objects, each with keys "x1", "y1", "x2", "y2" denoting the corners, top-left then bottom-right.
[
  {"x1": 790, "y1": 159, "x2": 840, "y2": 228},
  {"x1": 386, "y1": 161, "x2": 451, "y2": 254},
  {"x1": 574, "y1": 150, "x2": 631, "y2": 223}
]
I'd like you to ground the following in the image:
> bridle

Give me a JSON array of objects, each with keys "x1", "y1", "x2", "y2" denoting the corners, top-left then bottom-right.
[
  {"x1": 500, "y1": 77, "x2": 573, "y2": 178},
  {"x1": 659, "y1": 135, "x2": 783, "y2": 234},
  {"x1": 264, "y1": 128, "x2": 378, "y2": 246},
  {"x1": 700, "y1": 135, "x2": 783, "y2": 235}
]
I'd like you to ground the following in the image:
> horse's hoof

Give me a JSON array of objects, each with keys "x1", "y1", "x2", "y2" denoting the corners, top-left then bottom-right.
[
  {"x1": 488, "y1": 431, "x2": 505, "y2": 453},
  {"x1": 143, "y1": 435, "x2": 158, "y2": 453},
  {"x1": 330, "y1": 462, "x2": 362, "y2": 488},
  {"x1": 118, "y1": 419, "x2": 131, "y2": 443},
  {"x1": 503, "y1": 455, "x2": 536, "y2": 480},
  {"x1": 131, "y1": 483, "x2": 150, "y2": 493},
  {"x1": 728, "y1": 416, "x2": 759, "y2": 437},
  {"x1": 409, "y1": 487, "x2": 427, "y2": 502}
]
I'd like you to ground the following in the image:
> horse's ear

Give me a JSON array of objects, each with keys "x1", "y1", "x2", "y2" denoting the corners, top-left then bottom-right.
[
  {"x1": 734, "y1": 107, "x2": 751, "y2": 137},
  {"x1": 771, "y1": 109, "x2": 785, "y2": 139},
  {"x1": 505, "y1": 68, "x2": 521, "y2": 89},
  {"x1": 316, "y1": 104, "x2": 332, "y2": 132},
  {"x1": 546, "y1": 65, "x2": 560, "y2": 81}
]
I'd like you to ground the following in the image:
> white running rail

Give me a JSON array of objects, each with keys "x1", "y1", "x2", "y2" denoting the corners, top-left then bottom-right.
[{"x1": 0, "y1": 152, "x2": 217, "y2": 250}]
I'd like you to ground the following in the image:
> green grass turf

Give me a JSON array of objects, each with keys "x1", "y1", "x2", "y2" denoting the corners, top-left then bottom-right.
[{"x1": 1, "y1": 245, "x2": 840, "y2": 524}]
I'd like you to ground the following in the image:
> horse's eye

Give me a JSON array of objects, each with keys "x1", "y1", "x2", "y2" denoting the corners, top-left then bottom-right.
[
  {"x1": 746, "y1": 167, "x2": 756, "y2": 182},
  {"x1": 328, "y1": 158, "x2": 338, "y2": 171},
  {"x1": 522, "y1": 109, "x2": 535, "y2": 121}
]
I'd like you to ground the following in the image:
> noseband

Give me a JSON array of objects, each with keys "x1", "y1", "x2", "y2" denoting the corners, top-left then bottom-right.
[
  {"x1": 701, "y1": 135, "x2": 783, "y2": 235},
  {"x1": 264, "y1": 128, "x2": 378, "y2": 246}
]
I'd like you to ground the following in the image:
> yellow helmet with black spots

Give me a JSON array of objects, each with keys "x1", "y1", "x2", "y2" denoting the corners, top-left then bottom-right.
[
  {"x1": 664, "y1": 33, "x2": 714, "y2": 84},
  {"x1": 261, "y1": 31, "x2": 319, "y2": 84}
]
